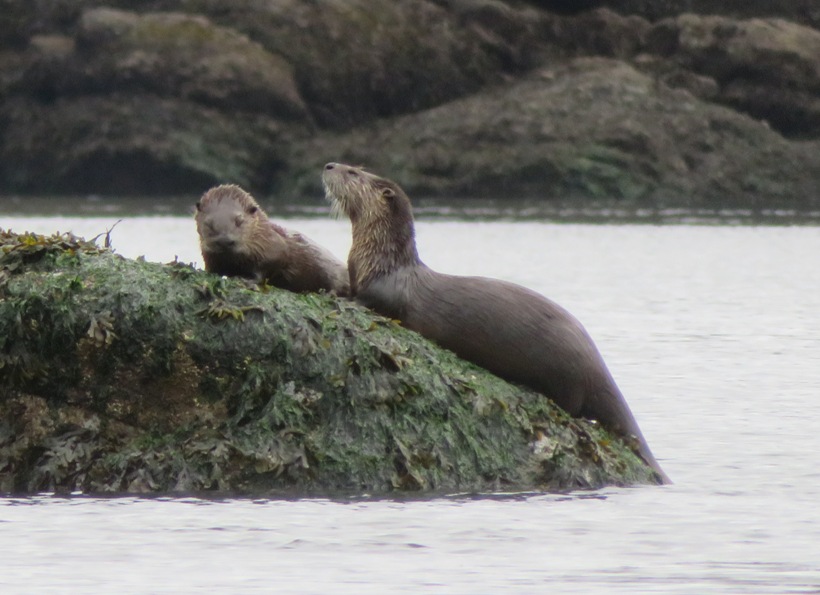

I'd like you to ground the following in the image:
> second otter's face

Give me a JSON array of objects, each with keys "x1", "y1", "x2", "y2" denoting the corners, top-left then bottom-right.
[
  {"x1": 322, "y1": 162, "x2": 411, "y2": 226},
  {"x1": 195, "y1": 184, "x2": 265, "y2": 255},
  {"x1": 322, "y1": 162, "x2": 420, "y2": 286}
]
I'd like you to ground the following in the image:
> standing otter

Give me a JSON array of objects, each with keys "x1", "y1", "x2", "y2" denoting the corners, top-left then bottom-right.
[
  {"x1": 322, "y1": 162, "x2": 670, "y2": 484},
  {"x1": 195, "y1": 184, "x2": 349, "y2": 296}
]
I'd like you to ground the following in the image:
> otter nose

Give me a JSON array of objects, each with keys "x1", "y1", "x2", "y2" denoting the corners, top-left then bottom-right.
[{"x1": 212, "y1": 237, "x2": 237, "y2": 250}]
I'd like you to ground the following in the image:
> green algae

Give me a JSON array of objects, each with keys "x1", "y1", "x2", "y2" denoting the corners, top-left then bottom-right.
[{"x1": 0, "y1": 229, "x2": 659, "y2": 496}]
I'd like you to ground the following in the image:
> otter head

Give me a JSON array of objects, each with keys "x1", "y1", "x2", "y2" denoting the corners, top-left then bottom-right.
[
  {"x1": 195, "y1": 184, "x2": 287, "y2": 278},
  {"x1": 322, "y1": 163, "x2": 419, "y2": 291},
  {"x1": 195, "y1": 184, "x2": 268, "y2": 256}
]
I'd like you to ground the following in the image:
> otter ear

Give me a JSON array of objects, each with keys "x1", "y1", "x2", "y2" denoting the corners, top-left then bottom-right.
[
  {"x1": 382, "y1": 187, "x2": 396, "y2": 200},
  {"x1": 195, "y1": 201, "x2": 202, "y2": 212}
]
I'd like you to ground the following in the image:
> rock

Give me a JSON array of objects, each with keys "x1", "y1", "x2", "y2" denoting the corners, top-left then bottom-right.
[
  {"x1": 144, "y1": 0, "x2": 545, "y2": 128},
  {"x1": 284, "y1": 58, "x2": 820, "y2": 209},
  {"x1": 0, "y1": 0, "x2": 137, "y2": 45},
  {"x1": 0, "y1": 0, "x2": 34, "y2": 48},
  {"x1": 0, "y1": 94, "x2": 289, "y2": 194},
  {"x1": 0, "y1": 229, "x2": 659, "y2": 495},
  {"x1": 541, "y1": 8, "x2": 650, "y2": 59},
  {"x1": 527, "y1": 0, "x2": 820, "y2": 30},
  {"x1": 0, "y1": 1, "x2": 817, "y2": 203},
  {"x1": 535, "y1": 9, "x2": 820, "y2": 140},
  {"x1": 0, "y1": 6, "x2": 313, "y2": 194},
  {"x1": 21, "y1": 8, "x2": 309, "y2": 120},
  {"x1": 644, "y1": 14, "x2": 820, "y2": 139}
]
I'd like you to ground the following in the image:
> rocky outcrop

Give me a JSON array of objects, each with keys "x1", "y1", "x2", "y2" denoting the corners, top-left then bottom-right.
[
  {"x1": 0, "y1": 0, "x2": 818, "y2": 205},
  {"x1": 140, "y1": 0, "x2": 545, "y2": 128},
  {"x1": 540, "y1": 9, "x2": 820, "y2": 140},
  {"x1": 643, "y1": 15, "x2": 820, "y2": 139},
  {"x1": 0, "y1": 229, "x2": 660, "y2": 494},
  {"x1": 529, "y1": 0, "x2": 820, "y2": 29},
  {"x1": 1, "y1": 94, "x2": 289, "y2": 194},
  {"x1": 285, "y1": 58, "x2": 820, "y2": 208},
  {"x1": 69, "y1": 9, "x2": 307, "y2": 118}
]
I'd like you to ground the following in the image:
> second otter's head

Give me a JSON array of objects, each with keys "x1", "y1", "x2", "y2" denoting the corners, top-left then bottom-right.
[
  {"x1": 322, "y1": 162, "x2": 420, "y2": 289},
  {"x1": 195, "y1": 184, "x2": 269, "y2": 256}
]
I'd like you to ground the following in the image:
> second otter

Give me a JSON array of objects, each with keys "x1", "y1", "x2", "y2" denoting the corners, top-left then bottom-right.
[
  {"x1": 196, "y1": 184, "x2": 349, "y2": 295},
  {"x1": 323, "y1": 162, "x2": 669, "y2": 484}
]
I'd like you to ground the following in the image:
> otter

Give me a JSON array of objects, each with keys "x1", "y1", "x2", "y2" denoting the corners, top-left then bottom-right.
[
  {"x1": 322, "y1": 162, "x2": 669, "y2": 484},
  {"x1": 195, "y1": 184, "x2": 349, "y2": 296}
]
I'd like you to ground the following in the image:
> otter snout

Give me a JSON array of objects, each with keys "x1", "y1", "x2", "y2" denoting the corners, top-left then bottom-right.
[
  {"x1": 322, "y1": 163, "x2": 344, "y2": 209},
  {"x1": 322, "y1": 162, "x2": 362, "y2": 201},
  {"x1": 322, "y1": 162, "x2": 345, "y2": 185},
  {"x1": 323, "y1": 162, "x2": 359, "y2": 176},
  {"x1": 208, "y1": 235, "x2": 238, "y2": 251}
]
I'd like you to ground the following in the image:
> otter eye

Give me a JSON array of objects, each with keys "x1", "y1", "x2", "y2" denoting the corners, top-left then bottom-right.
[{"x1": 247, "y1": 206, "x2": 258, "y2": 215}]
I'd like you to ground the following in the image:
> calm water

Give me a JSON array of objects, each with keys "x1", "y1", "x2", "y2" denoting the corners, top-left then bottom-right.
[{"x1": 1, "y1": 209, "x2": 819, "y2": 593}]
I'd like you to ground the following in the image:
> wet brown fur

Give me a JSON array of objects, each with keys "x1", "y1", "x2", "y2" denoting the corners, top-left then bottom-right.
[
  {"x1": 196, "y1": 184, "x2": 349, "y2": 295},
  {"x1": 323, "y1": 162, "x2": 670, "y2": 484}
]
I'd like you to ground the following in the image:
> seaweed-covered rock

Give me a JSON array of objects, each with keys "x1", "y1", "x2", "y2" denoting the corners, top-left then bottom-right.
[{"x1": 0, "y1": 229, "x2": 659, "y2": 495}]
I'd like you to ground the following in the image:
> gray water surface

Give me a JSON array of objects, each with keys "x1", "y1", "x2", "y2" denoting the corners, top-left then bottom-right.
[{"x1": 1, "y1": 215, "x2": 819, "y2": 593}]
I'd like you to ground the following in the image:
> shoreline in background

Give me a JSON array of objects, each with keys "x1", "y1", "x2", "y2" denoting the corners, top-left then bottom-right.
[{"x1": 3, "y1": 195, "x2": 820, "y2": 226}]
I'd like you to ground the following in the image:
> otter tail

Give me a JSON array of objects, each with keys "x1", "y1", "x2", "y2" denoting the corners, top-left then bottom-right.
[
  {"x1": 587, "y1": 383, "x2": 672, "y2": 485},
  {"x1": 636, "y1": 441, "x2": 672, "y2": 485}
]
